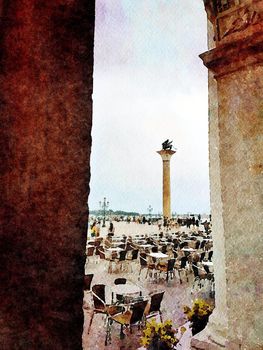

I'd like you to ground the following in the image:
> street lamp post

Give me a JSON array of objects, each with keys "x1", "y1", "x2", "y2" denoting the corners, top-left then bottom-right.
[
  {"x1": 99, "y1": 197, "x2": 109, "y2": 228},
  {"x1": 147, "y1": 205, "x2": 153, "y2": 221}
]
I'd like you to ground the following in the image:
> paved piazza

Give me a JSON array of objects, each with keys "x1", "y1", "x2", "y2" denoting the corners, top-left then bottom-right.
[{"x1": 83, "y1": 221, "x2": 213, "y2": 350}]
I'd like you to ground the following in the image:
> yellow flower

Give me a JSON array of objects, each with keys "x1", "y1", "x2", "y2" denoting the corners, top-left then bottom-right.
[
  {"x1": 140, "y1": 318, "x2": 179, "y2": 347},
  {"x1": 180, "y1": 326, "x2": 187, "y2": 334},
  {"x1": 164, "y1": 320, "x2": 173, "y2": 327},
  {"x1": 183, "y1": 306, "x2": 191, "y2": 313},
  {"x1": 143, "y1": 327, "x2": 152, "y2": 337},
  {"x1": 141, "y1": 337, "x2": 150, "y2": 346}
]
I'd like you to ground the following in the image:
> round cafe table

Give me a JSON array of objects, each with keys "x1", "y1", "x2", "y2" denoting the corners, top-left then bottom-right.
[
  {"x1": 148, "y1": 252, "x2": 168, "y2": 259},
  {"x1": 112, "y1": 284, "x2": 141, "y2": 295},
  {"x1": 181, "y1": 248, "x2": 196, "y2": 252},
  {"x1": 106, "y1": 247, "x2": 124, "y2": 252},
  {"x1": 137, "y1": 244, "x2": 153, "y2": 249},
  {"x1": 111, "y1": 284, "x2": 141, "y2": 303}
]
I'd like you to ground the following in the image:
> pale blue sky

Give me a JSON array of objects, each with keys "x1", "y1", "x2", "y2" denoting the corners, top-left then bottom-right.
[{"x1": 89, "y1": 0, "x2": 210, "y2": 214}]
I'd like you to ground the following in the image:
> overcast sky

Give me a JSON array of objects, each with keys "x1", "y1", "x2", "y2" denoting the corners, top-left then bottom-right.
[{"x1": 88, "y1": 0, "x2": 210, "y2": 215}]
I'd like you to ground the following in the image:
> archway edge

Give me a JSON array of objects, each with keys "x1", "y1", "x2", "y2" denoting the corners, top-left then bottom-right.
[{"x1": 192, "y1": 1, "x2": 263, "y2": 349}]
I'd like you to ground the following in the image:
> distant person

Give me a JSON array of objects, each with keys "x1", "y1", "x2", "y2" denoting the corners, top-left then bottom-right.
[
  {"x1": 95, "y1": 222, "x2": 100, "y2": 237},
  {"x1": 90, "y1": 222, "x2": 96, "y2": 237},
  {"x1": 108, "y1": 222, "x2": 115, "y2": 236},
  {"x1": 158, "y1": 219, "x2": 162, "y2": 230},
  {"x1": 203, "y1": 221, "x2": 209, "y2": 234}
]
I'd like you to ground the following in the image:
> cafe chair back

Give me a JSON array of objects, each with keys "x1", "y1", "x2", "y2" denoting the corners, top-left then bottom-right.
[
  {"x1": 105, "y1": 300, "x2": 148, "y2": 345},
  {"x1": 92, "y1": 284, "x2": 106, "y2": 310},
  {"x1": 200, "y1": 240, "x2": 206, "y2": 249},
  {"x1": 83, "y1": 274, "x2": 94, "y2": 292},
  {"x1": 195, "y1": 240, "x2": 201, "y2": 249},
  {"x1": 176, "y1": 256, "x2": 189, "y2": 284},
  {"x1": 151, "y1": 246, "x2": 158, "y2": 253},
  {"x1": 145, "y1": 291, "x2": 165, "y2": 322},
  {"x1": 114, "y1": 278, "x2": 127, "y2": 285},
  {"x1": 89, "y1": 284, "x2": 124, "y2": 336},
  {"x1": 208, "y1": 250, "x2": 213, "y2": 261},
  {"x1": 130, "y1": 300, "x2": 148, "y2": 325},
  {"x1": 138, "y1": 253, "x2": 148, "y2": 279},
  {"x1": 200, "y1": 251, "x2": 206, "y2": 261},
  {"x1": 161, "y1": 245, "x2": 167, "y2": 254},
  {"x1": 86, "y1": 246, "x2": 95, "y2": 257},
  {"x1": 131, "y1": 249, "x2": 139, "y2": 260}
]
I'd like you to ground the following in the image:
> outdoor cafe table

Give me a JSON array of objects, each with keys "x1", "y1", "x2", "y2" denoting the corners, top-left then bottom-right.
[
  {"x1": 110, "y1": 242, "x2": 125, "y2": 247},
  {"x1": 134, "y1": 240, "x2": 147, "y2": 245},
  {"x1": 181, "y1": 248, "x2": 196, "y2": 252},
  {"x1": 111, "y1": 237, "x2": 123, "y2": 242},
  {"x1": 86, "y1": 244, "x2": 94, "y2": 249},
  {"x1": 137, "y1": 244, "x2": 153, "y2": 249},
  {"x1": 106, "y1": 247, "x2": 124, "y2": 252},
  {"x1": 148, "y1": 252, "x2": 169, "y2": 261},
  {"x1": 159, "y1": 241, "x2": 174, "y2": 246},
  {"x1": 111, "y1": 284, "x2": 141, "y2": 303}
]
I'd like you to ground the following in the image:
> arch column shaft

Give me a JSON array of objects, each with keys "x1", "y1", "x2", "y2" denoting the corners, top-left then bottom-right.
[
  {"x1": 0, "y1": 1, "x2": 95, "y2": 349},
  {"x1": 192, "y1": 1, "x2": 263, "y2": 349}
]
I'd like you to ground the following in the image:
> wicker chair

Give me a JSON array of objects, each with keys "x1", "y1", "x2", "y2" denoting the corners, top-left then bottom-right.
[
  {"x1": 144, "y1": 291, "x2": 165, "y2": 322},
  {"x1": 88, "y1": 284, "x2": 124, "y2": 335},
  {"x1": 138, "y1": 253, "x2": 148, "y2": 280},
  {"x1": 105, "y1": 300, "x2": 148, "y2": 345},
  {"x1": 83, "y1": 273, "x2": 94, "y2": 292},
  {"x1": 157, "y1": 259, "x2": 176, "y2": 281}
]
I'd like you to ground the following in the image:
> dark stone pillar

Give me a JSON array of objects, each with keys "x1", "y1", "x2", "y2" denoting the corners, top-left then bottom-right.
[{"x1": 0, "y1": 1, "x2": 95, "y2": 349}]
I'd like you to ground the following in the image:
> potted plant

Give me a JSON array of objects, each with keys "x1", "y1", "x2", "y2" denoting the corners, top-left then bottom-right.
[
  {"x1": 141, "y1": 319, "x2": 179, "y2": 350},
  {"x1": 183, "y1": 299, "x2": 213, "y2": 335}
]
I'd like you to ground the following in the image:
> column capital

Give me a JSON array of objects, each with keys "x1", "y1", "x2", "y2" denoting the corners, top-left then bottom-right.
[
  {"x1": 200, "y1": 30, "x2": 263, "y2": 78},
  {"x1": 157, "y1": 149, "x2": 176, "y2": 161},
  {"x1": 201, "y1": 0, "x2": 263, "y2": 78}
]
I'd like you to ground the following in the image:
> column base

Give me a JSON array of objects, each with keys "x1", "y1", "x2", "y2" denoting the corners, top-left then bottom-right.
[
  {"x1": 191, "y1": 309, "x2": 263, "y2": 350},
  {"x1": 191, "y1": 309, "x2": 228, "y2": 350}
]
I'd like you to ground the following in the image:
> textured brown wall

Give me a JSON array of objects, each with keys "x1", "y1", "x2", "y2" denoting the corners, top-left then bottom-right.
[{"x1": 0, "y1": 1, "x2": 95, "y2": 349}]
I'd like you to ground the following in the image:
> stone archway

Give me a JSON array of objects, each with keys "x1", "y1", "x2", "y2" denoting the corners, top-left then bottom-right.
[
  {"x1": 0, "y1": 1, "x2": 95, "y2": 349},
  {"x1": 192, "y1": 1, "x2": 263, "y2": 349}
]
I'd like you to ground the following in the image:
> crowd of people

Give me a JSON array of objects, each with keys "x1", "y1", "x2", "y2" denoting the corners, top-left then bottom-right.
[{"x1": 88, "y1": 214, "x2": 212, "y2": 238}]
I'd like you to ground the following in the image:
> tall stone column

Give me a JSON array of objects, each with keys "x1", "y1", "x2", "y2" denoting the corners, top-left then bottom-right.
[
  {"x1": 192, "y1": 1, "x2": 263, "y2": 349},
  {"x1": 0, "y1": 1, "x2": 95, "y2": 349},
  {"x1": 157, "y1": 150, "x2": 176, "y2": 219}
]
